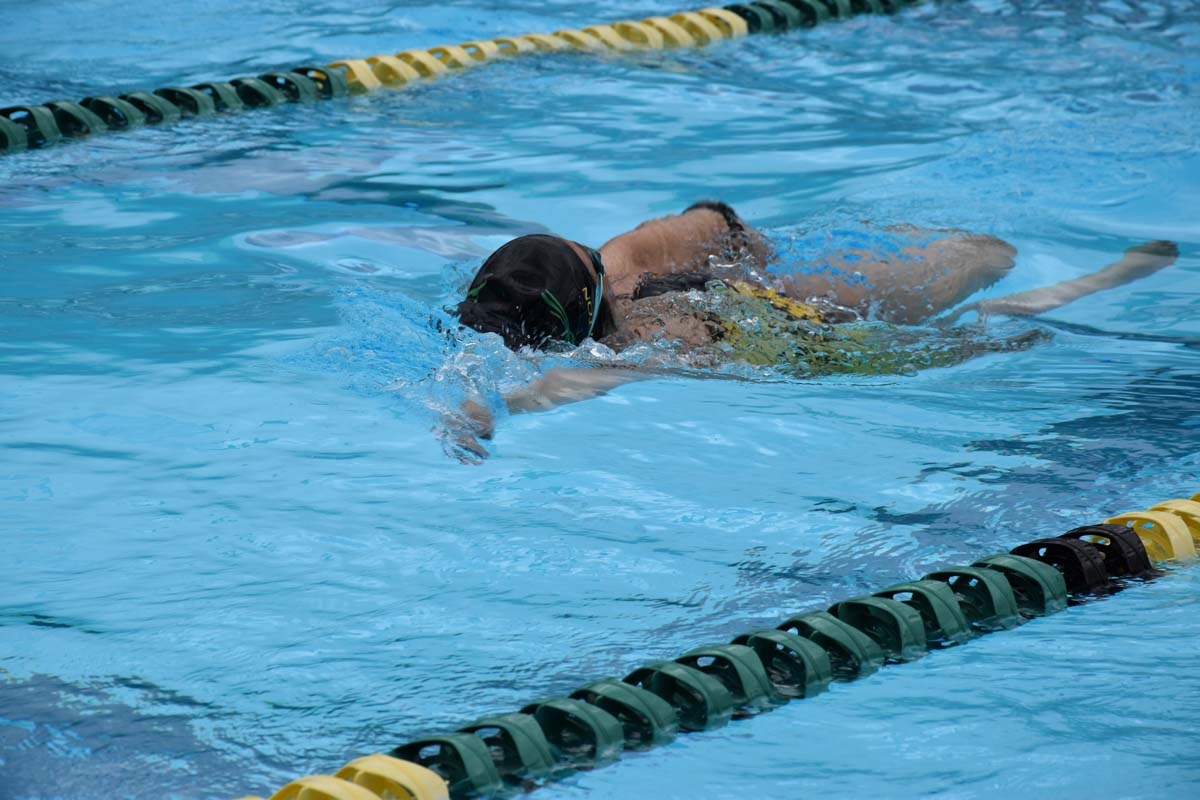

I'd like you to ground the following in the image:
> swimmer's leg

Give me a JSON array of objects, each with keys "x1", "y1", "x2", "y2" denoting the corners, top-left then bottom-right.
[
  {"x1": 778, "y1": 229, "x2": 1017, "y2": 325},
  {"x1": 941, "y1": 240, "x2": 1179, "y2": 325}
]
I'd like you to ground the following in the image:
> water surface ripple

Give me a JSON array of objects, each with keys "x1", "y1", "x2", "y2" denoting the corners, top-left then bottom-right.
[{"x1": 1, "y1": 1, "x2": 1198, "y2": 798}]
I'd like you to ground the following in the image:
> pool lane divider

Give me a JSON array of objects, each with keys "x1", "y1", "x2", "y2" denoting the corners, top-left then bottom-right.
[
  {"x1": 234, "y1": 492, "x2": 1200, "y2": 800},
  {"x1": 0, "y1": 0, "x2": 924, "y2": 157}
]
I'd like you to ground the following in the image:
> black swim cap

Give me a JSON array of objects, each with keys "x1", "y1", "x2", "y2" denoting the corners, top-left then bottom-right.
[{"x1": 456, "y1": 234, "x2": 612, "y2": 349}]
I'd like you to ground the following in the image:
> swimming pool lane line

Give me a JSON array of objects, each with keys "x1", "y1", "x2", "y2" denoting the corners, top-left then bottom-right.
[
  {"x1": 0, "y1": 0, "x2": 924, "y2": 157},
  {"x1": 233, "y1": 494, "x2": 1200, "y2": 800}
]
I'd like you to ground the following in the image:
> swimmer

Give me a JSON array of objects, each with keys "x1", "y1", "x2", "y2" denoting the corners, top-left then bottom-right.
[{"x1": 449, "y1": 201, "x2": 1177, "y2": 458}]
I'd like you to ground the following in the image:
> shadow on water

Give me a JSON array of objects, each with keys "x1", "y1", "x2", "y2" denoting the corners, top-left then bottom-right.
[
  {"x1": 965, "y1": 367, "x2": 1200, "y2": 478},
  {"x1": 0, "y1": 672, "x2": 244, "y2": 800},
  {"x1": 297, "y1": 175, "x2": 531, "y2": 232},
  {"x1": 1035, "y1": 317, "x2": 1200, "y2": 350},
  {"x1": 0, "y1": 607, "x2": 104, "y2": 636},
  {"x1": 912, "y1": 367, "x2": 1198, "y2": 535}
]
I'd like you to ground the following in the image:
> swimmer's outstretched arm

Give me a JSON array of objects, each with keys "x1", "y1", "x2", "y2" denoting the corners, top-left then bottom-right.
[
  {"x1": 445, "y1": 368, "x2": 645, "y2": 462},
  {"x1": 503, "y1": 367, "x2": 646, "y2": 413},
  {"x1": 941, "y1": 241, "x2": 1178, "y2": 324}
]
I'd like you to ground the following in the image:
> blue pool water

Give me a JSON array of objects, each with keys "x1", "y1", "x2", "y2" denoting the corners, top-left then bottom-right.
[{"x1": 2, "y1": 1, "x2": 1199, "y2": 798}]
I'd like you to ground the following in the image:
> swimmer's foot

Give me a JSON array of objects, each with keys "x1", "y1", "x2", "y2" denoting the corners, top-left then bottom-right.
[{"x1": 1108, "y1": 240, "x2": 1179, "y2": 280}]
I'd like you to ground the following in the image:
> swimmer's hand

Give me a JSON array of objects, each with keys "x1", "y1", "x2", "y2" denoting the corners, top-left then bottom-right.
[{"x1": 438, "y1": 399, "x2": 495, "y2": 465}]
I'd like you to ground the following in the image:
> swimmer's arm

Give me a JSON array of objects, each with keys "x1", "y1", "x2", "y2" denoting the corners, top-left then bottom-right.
[
  {"x1": 444, "y1": 368, "x2": 642, "y2": 463},
  {"x1": 942, "y1": 241, "x2": 1178, "y2": 324},
  {"x1": 504, "y1": 367, "x2": 646, "y2": 413}
]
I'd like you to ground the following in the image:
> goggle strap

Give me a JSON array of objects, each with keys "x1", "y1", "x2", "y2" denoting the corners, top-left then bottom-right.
[{"x1": 585, "y1": 247, "x2": 605, "y2": 340}]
